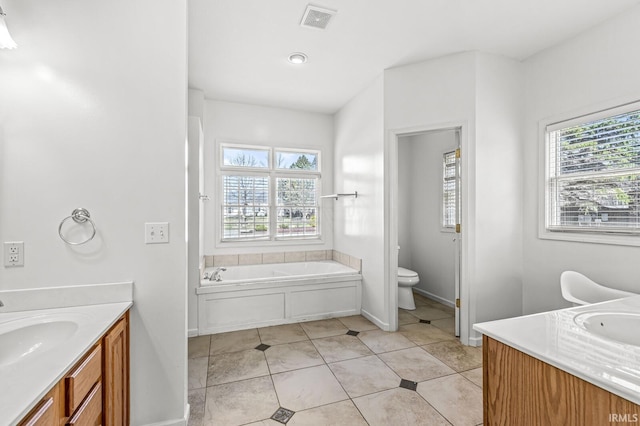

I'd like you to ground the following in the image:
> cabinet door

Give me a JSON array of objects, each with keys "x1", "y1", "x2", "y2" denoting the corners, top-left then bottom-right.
[{"x1": 103, "y1": 312, "x2": 129, "y2": 426}]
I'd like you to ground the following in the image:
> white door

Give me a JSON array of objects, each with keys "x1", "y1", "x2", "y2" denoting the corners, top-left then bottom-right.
[{"x1": 454, "y1": 130, "x2": 461, "y2": 337}]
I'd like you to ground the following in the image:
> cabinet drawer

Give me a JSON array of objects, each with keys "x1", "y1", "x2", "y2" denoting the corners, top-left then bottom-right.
[
  {"x1": 65, "y1": 344, "x2": 102, "y2": 416},
  {"x1": 19, "y1": 397, "x2": 55, "y2": 426},
  {"x1": 66, "y1": 381, "x2": 102, "y2": 426}
]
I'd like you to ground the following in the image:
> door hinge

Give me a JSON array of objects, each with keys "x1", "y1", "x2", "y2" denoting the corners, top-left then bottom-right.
[
  {"x1": 456, "y1": 298, "x2": 460, "y2": 308},
  {"x1": 455, "y1": 148, "x2": 461, "y2": 159},
  {"x1": 455, "y1": 223, "x2": 461, "y2": 233}
]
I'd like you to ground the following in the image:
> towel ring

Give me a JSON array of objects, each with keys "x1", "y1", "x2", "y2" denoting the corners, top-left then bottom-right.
[{"x1": 58, "y1": 208, "x2": 96, "y2": 245}]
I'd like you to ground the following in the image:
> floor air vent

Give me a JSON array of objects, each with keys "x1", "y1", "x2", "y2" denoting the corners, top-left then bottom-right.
[{"x1": 300, "y1": 5, "x2": 336, "y2": 30}]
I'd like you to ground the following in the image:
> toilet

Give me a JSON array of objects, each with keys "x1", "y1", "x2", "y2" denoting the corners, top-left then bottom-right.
[{"x1": 398, "y1": 267, "x2": 420, "y2": 310}]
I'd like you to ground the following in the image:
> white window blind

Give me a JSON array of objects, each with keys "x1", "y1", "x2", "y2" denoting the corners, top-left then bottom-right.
[
  {"x1": 276, "y1": 177, "x2": 319, "y2": 238},
  {"x1": 443, "y1": 151, "x2": 457, "y2": 228},
  {"x1": 222, "y1": 175, "x2": 269, "y2": 240},
  {"x1": 547, "y1": 103, "x2": 640, "y2": 234}
]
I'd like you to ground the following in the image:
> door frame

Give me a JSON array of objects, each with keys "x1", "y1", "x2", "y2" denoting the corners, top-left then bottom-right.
[{"x1": 386, "y1": 121, "x2": 471, "y2": 345}]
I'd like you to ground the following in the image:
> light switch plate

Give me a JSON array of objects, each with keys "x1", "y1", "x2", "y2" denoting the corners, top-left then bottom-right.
[{"x1": 145, "y1": 223, "x2": 169, "y2": 244}]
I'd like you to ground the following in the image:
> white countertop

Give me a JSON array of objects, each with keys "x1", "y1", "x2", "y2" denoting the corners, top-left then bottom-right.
[
  {"x1": 474, "y1": 295, "x2": 640, "y2": 405},
  {"x1": 0, "y1": 302, "x2": 132, "y2": 425}
]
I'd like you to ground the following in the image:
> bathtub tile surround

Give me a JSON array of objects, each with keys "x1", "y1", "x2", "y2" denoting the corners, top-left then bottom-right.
[
  {"x1": 188, "y1": 297, "x2": 483, "y2": 426},
  {"x1": 204, "y1": 249, "x2": 361, "y2": 272}
]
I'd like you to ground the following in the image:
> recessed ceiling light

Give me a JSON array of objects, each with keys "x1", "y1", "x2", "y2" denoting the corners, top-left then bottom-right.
[{"x1": 288, "y1": 52, "x2": 308, "y2": 64}]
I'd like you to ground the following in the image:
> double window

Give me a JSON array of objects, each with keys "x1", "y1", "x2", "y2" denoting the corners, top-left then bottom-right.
[
  {"x1": 545, "y1": 102, "x2": 640, "y2": 239},
  {"x1": 220, "y1": 144, "x2": 321, "y2": 242}
]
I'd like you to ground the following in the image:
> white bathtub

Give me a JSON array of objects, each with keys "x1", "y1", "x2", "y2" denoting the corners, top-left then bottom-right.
[{"x1": 196, "y1": 261, "x2": 362, "y2": 334}]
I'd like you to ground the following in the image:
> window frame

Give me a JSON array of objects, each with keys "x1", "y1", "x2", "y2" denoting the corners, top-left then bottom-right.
[
  {"x1": 217, "y1": 142, "x2": 323, "y2": 245},
  {"x1": 539, "y1": 99, "x2": 640, "y2": 247}
]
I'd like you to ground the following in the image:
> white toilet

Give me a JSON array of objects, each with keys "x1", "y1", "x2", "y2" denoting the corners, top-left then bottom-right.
[{"x1": 398, "y1": 267, "x2": 420, "y2": 310}]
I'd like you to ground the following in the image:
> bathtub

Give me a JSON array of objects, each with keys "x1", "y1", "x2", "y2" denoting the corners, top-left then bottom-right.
[{"x1": 196, "y1": 261, "x2": 362, "y2": 334}]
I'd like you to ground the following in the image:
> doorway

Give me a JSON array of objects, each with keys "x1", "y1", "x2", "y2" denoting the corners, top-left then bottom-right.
[{"x1": 388, "y1": 124, "x2": 467, "y2": 343}]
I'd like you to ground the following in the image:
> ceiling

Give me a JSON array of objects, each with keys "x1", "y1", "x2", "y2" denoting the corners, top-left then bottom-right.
[{"x1": 188, "y1": 0, "x2": 640, "y2": 114}]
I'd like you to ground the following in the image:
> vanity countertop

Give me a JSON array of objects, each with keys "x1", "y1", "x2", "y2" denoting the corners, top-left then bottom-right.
[
  {"x1": 0, "y1": 301, "x2": 132, "y2": 425},
  {"x1": 474, "y1": 295, "x2": 640, "y2": 405}
]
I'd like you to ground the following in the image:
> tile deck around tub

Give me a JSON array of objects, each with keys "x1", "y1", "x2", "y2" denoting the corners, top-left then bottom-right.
[{"x1": 188, "y1": 295, "x2": 484, "y2": 426}]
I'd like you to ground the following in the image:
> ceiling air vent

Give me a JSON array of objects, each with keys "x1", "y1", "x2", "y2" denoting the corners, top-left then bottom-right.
[{"x1": 300, "y1": 5, "x2": 336, "y2": 30}]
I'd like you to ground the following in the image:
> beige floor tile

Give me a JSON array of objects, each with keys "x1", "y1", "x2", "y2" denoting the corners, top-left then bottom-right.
[
  {"x1": 353, "y1": 387, "x2": 450, "y2": 426},
  {"x1": 410, "y1": 305, "x2": 453, "y2": 321},
  {"x1": 207, "y1": 349, "x2": 269, "y2": 386},
  {"x1": 399, "y1": 323, "x2": 456, "y2": 345},
  {"x1": 378, "y1": 347, "x2": 456, "y2": 382},
  {"x1": 210, "y1": 328, "x2": 261, "y2": 355},
  {"x1": 398, "y1": 309, "x2": 420, "y2": 325},
  {"x1": 337, "y1": 315, "x2": 379, "y2": 332},
  {"x1": 300, "y1": 318, "x2": 348, "y2": 339},
  {"x1": 328, "y1": 355, "x2": 401, "y2": 398},
  {"x1": 271, "y1": 365, "x2": 348, "y2": 411},
  {"x1": 187, "y1": 388, "x2": 206, "y2": 426},
  {"x1": 188, "y1": 356, "x2": 208, "y2": 390},
  {"x1": 412, "y1": 293, "x2": 433, "y2": 306},
  {"x1": 358, "y1": 329, "x2": 416, "y2": 354},
  {"x1": 258, "y1": 323, "x2": 309, "y2": 346},
  {"x1": 422, "y1": 340, "x2": 482, "y2": 372},
  {"x1": 204, "y1": 376, "x2": 280, "y2": 426},
  {"x1": 288, "y1": 400, "x2": 368, "y2": 426},
  {"x1": 460, "y1": 367, "x2": 483, "y2": 388},
  {"x1": 244, "y1": 420, "x2": 281, "y2": 426},
  {"x1": 264, "y1": 341, "x2": 324, "y2": 374},
  {"x1": 431, "y1": 316, "x2": 456, "y2": 334},
  {"x1": 188, "y1": 335, "x2": 210, "y2": 359},
  {"x1": 312, "y1": 334, "x2": 373, "y2": 363},
  {"x1": 417, "y1": 374, "x2": 483, "y2": 426}
]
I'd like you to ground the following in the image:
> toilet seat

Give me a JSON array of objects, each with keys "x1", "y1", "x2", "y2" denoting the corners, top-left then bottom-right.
[{"x1": 398, "y1": 267, "x2": 418, "y2": 278}]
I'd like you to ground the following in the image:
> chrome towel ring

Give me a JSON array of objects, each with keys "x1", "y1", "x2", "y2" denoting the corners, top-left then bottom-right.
[{"x1": 58, "y1": 208, "x2": 97, "y2": 245}]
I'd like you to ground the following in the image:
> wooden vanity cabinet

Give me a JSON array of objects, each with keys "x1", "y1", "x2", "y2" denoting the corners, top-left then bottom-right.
[
  {"x1": 103, "y1": 312, "x2": 129, "y2": 426},
  {"x1": 483, "y1": 335, "x2": 640, "y2": 426},
  {"x1": 18, "y1": 310, "x2": 129, "y2": 426}
]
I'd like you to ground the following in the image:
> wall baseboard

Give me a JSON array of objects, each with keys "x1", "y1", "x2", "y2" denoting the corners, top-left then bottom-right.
[
  {"x1": 413, "y1": 287, "x2": 454, "y2": 308},
  {"x1": 188, "y1": 328, "x2": 199, "y2": 338},
  {"x1": 361, "y1": 308, "x2": 390, "y2": 331}
]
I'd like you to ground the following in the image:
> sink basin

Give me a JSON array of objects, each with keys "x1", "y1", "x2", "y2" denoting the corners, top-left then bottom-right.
[
  {"x1": 0, "y1": 314, "x2": 81, "y2": 366},
  {"x1": 574, "y1": 312, "x2": 640, "y2": 346}
]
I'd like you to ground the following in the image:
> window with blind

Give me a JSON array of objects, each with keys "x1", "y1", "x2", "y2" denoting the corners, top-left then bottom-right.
[
  {"x1": 545, "y1": 102, "x2": 640, "y2": 236},
  {"x1": 443, "y1": 151, "x2": 457, "y2": 229},
  {"x1": 219, "y1": 144, "x2": 321, "y2": 242}
]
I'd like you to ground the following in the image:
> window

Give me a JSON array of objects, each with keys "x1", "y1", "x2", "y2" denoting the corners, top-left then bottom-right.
[
  {"x1": 219, "y1": 144, "x2": 321, "y2": 242},
  {"x1": 443, "y1": 150, "x2": 457, "y2": 229},
  {"x1": 545, "y1": 102, "x2": 640, "y2": 237}
]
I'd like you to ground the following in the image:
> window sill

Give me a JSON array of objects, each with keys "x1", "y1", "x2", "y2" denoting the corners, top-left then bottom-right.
[
  {"x1": 538, "y1": 229, "x2": 640, "y2": 247},
  {"x1": 215, "y1": 237, "x2": 325, "y2": 249}
]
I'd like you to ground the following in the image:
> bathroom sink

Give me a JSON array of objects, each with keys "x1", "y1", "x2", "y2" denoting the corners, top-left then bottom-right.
[
  {"x1": 0, "y1": 314, "x2": 81, "y2": 367},
  {"x1": 574, "y1": 312, "x2": 640, "y2": 347}
]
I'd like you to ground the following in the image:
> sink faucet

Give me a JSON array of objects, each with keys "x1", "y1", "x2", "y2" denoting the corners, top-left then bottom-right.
[{"x1": 208, "y1": 267, "x2": 226, "y2": 282}]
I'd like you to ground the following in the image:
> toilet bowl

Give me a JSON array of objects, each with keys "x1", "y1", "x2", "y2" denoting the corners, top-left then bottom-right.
[{"x1": 398, "y1": 267, "x2": 420, "y2": 310}]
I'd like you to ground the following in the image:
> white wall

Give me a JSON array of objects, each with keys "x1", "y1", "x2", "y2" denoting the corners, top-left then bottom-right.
[
  {"x1": 203, "y1": 100, "x2": 334, "y2": 255},
  {"x1": 473, "y1": 53, "x2": 524, "y2": 324},
  {"x1": 398, "y1": 131, "x2": 458, "y2": 304},
  {"x1": 334, "y1": 76, "x2": 387, "y2": 327},
  {"x1": 522, "y1": 5, "x2": 640, "y2": 314},
  {"x1": 0, "y1": 1, "x2": 188, "y2": 424}
]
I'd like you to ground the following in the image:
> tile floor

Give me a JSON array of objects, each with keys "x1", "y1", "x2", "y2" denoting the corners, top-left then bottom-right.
[{"x1": 188, "y1": 293, "x2": 483, "y2": 426}]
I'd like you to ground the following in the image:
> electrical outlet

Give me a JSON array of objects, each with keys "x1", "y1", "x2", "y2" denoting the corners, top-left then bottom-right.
[
  {"x1": 145, "y1": 222, "x2": 169, "y2": 244},
  {"x1": 4, "y1": 242, "x2": 24, "y2": 267}
]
